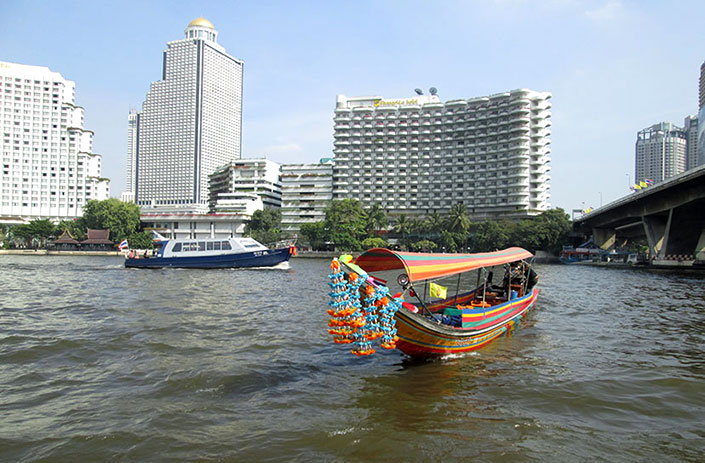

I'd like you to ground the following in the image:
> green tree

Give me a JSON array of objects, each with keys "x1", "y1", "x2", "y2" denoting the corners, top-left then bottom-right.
[
  {"x1": 80, "y1": 198, "x2": 141, "y2": 242},
  {"x1": 533, "y1": 208, "x2": 571, "y2": 253},
  {"x1": 127, "y1": 230, "x2": 154, "y2": 249},
  {"x1": 324, "y1": 199, "x2": 367, "y2": 251},
  {"x1": 55, "y1": 219, "x2": 86, "y2": 241},
  {"x1": 365, "y1": 203, "x2": 388, "y2": 235},
  {"x1": 469, "y1": 220, "x2": 510, "y2": 252},
  {"x1": 447, "y1": 203, "x2": 471, "y2": 235},
  {"x1": 439, "y1": 230, "x2": 458, "y2": 252},
  {"x1": 361, "y1": 237, "x2": 388, "y2": 249},
  {"x1": 245, "y1": 208, "x2": 282, "y2": 245},
  {"x1": 411, "y1": 239, "x2": 437, "y2": 252},
  {"x1": 9, "y1": 224, "x2": 33, "y2": 247},
  {"x1": 27, "y1": 219, "x2": 55, "y2": 247},
  {"x1": 424, "y1": 211, "x2": 444, "y2": 239},
  {"x1": 300, "y1": 221, "x2": 327, "y2": 251}
]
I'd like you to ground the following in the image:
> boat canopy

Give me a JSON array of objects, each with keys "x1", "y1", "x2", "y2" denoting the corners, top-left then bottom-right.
[{"x1": 354, "y1": 247, "x2": 533, "y2": 283}]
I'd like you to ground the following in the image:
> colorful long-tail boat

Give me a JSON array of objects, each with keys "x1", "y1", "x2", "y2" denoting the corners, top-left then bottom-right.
[{"x1": 326, "y1": 247, "x2": 539, "y2": 359}]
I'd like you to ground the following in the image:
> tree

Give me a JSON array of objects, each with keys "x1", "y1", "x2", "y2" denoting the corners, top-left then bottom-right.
[
  {"x1": 27, "y1": 219, "x2": 55, "y2": 247},
  {"x1": 300, "y1": 221, "x2": 327, "y2": 250},
  {"x1": 324, "y1": 199, "x2": 367, "y2": 251},
  {"x1": 533, "y1": 208, "x2": 571, "y2": 253},
  {"x1": 411, "y1": 239, "x2": 437, "y2": 252},
  {"x1": 365, "y1": 203, "x2": 388, "y2": 235},
  {"x1": 245, "y1": 208, "x2": 282, "y2": 245},
  {"x1": 361, "y1": 237, "x2": 388, "y2": 249},
  {"x1": 55, "y1": 219, "x2": 86, "y2": 241},
  {"x1": 424, "y1": 211, "x2": 444, "y2": 239},
  {"x1": 127, "y1": 230, "x2": 154, "y2": 249},
  {"x1": 9, "y1": 224, "x2": 33, "y2": 247},
  {"x1": 447, "y1": 203, "x2": 471, "y2": 235},
  {"x1": 439, "y1": 230, "x2": 459, "y2": 252},
  {"x1": 80, "y1": 198, "x2": 141, "y2": 242},
  {"x1": 469, "y1": 220, "x2": 510, "y2": 252}
]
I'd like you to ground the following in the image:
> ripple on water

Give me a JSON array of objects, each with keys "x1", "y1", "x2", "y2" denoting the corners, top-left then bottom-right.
[{"x1": 1, "y1": 258, "x2": 704, "y2": 462}]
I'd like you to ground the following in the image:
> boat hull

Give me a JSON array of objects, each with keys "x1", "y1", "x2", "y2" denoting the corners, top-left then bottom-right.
[
  {"x1": 394, "y1": 289, "x2": 539, "y2": 358},
  {"x1": 125, "y1": 247, "x2": 292, "y2": 269}
]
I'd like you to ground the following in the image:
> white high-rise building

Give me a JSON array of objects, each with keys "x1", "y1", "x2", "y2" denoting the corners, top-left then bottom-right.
[
  {"x1": 0, "y1": 61, "x2": 110, "y2": 223},
  {"x1": 332, "y1": 89, "x2": 552, "y2": 218},
  {"x1": 123, "y1": 109, "x2": 138, "y2": 202},
  {"x1": 131, "y1": 18, "x2": 243, "y2": 212},
  {"x1": 635, "y1": 122, "x2": 687, "y2": 183},
  {"x1": 684, "y1": 115, "x2": 699, "y2": 171},
  {"x1": 281, "y1": 159, "x2": 333, "y2": 235},
  {"x1": 209, "y1": 158, "x2": 281, "y2": 209},
  {"x1": 697, "y1": 61, "x2": 705, "y2": 166}
]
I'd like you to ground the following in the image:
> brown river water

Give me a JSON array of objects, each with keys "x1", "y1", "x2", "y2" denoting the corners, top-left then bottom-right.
[{"x1": 1, "y1": 255, "x2": 704, "y2": 462}]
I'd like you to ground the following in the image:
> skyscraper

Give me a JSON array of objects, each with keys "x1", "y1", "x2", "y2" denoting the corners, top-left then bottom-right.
[
  {"x1": 130, "y1": 18, "x2": 243, "y2": 211},
  {"x1": 697, "y1": 61, "x2": 705, "y2": 166},
  {"x1": 684, "y1": 115, "x2": 699, "y2": 170},
  {"x1": 332, "y1": 89, "x2": 552, "y2": 218},
  {"x1": 635, "y1": 122, "x2": 687, "y2": 183},
  {"x1": 0, "y1": 61, "x2": 110, "y2": 222}
]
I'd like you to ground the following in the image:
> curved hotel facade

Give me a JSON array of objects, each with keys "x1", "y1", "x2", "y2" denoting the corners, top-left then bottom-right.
[
  {"x1": 332, "y1": 89, "x2": 552, "y2": 218},
  {"x1": 1, "y1": 61, "x2": 110, "y2": 222}
]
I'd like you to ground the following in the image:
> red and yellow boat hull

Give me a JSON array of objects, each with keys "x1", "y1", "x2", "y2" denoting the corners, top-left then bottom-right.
[{"x1": 394, "y1": 289, "x2": 539, "y2": 358}]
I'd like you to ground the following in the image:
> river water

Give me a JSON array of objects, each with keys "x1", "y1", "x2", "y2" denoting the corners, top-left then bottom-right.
[{"x1": 1, "y1": 255, "x2": 704, "y2": 462}]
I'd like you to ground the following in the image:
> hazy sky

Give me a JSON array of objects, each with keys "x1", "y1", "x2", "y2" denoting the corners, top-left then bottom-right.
[{"x1": 2, "y1": 0, "x2": 703, "y2": 214}]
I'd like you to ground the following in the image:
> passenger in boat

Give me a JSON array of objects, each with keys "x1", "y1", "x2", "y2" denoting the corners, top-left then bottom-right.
[{"x1": 503, "y1": 261, "x2": 539, "y2": 292}]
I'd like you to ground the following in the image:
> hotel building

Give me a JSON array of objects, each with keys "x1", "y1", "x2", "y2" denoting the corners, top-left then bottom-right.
[
  {"x1": 129, "y1": 17, "x2": 243, "y2": 212},
  {"x1": 208, "y1": 158, "x2": 282, "y2": 210},
  {"x1": 332, "y1": 89, "x2": 552, "y2": 218},
  {"x1": 0, "y1": 61, "x2": 110, "y2": 223},
  {"x1": 280, "y1": 159, "x2": 333, "y2": 236},
  {"x1": 635, "y1": 122, "x2": 687, "y2": 183}
]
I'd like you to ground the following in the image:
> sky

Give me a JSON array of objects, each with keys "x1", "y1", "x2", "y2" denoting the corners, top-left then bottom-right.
[{"x1": 2, "y1": 0, "x2": 703, "y2": 215}]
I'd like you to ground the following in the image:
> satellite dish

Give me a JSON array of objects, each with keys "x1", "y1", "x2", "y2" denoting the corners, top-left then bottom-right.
[
  {"x1": 414, "y1": 88, "x2": 423, "y2": 95},
  {"x1": 429, "y1": 87, "x2": 438, "y2": 96}
]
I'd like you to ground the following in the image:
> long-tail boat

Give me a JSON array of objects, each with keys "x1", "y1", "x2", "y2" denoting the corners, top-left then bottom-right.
[{"x1": 326, "y1": 247, "x2": 539, "y2": 359}]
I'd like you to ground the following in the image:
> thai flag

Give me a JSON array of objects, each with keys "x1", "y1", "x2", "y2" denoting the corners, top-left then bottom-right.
[
  {"x1": 118, "y1": 239, "x2": 128, "y2": 250},
  {"x1": 645, "y1": 178, "x2": 654, "y2": 185}
]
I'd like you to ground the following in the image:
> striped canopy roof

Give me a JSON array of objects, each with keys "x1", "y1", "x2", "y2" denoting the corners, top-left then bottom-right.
[{"x1": 354, "y1": 247, "x2": 533, "y2": 283}]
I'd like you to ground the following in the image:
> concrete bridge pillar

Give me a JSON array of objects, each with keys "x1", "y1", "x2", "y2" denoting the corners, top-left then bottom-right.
[
  {"x1": 642, "y1": 210, "x2": 673, "y2": 259},
  {"x1": 593, "y1": 227, "x2": 616, "y2": 250},
  {"x1": 696, "y1": 228, "x2": 705, "y2": 261}
]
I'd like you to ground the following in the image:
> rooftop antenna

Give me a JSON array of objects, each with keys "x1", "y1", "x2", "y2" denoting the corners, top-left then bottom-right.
[
  {"x1": 414, "y1": 88, "x2": 424, "y2": 95},
  {"x1": 429, "y1": 87, "x2": 438, "y2": 96}
]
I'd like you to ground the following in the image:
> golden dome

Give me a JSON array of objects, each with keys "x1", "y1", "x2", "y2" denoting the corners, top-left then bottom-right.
[{"x1": 188, "y1": 17, "x2": 215, "y2": 29}]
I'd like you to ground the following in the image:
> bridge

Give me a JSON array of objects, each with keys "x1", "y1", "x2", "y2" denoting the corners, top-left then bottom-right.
[{"x1": 573, "y1": 164, "x2": 705, "y2": 267}]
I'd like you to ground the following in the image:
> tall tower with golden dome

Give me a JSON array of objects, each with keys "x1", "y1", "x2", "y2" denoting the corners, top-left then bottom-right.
[{"x1": 128, "y1": 17, "x2": 243, "y2": 212}]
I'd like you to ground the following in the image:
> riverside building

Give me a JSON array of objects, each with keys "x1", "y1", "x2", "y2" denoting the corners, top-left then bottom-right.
[
  {"x1": 698, "y1": 61, "x2": 705, "y2": 166},
  {"x1": 280, "y1": 159, "x2": 333, "y2": 236},
  {"x1": 208, "y1": 158, "x2": 281, "y2": 211},
  {"x1": 0, "y1": 61, "x2": 110, "y2": 223},
  {"x1": 128, "y1": 18, "x2": 243, "y2": 212},
  {"x1": 635, "y1": 122, "x2": 687, "y2": 183},
  {"x1": 332, "y1": 89, "x2": 552, "y2": 218}
]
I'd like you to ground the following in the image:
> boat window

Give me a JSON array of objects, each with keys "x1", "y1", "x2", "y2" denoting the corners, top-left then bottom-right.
[
  {"x1": 222, "y1": 241, "x2": 232, "y2": 250},
  {"x1": 207, "y1": 242, "x2": 214, "y2": 251},
  {"x1": 214, "y1": 241, "x2": 221, "y2": 250},
  {"x1": 172, "y1": 243, "x2": 182, "y2": 252},
  {"x1": 198, "y1": 242, "x2": 206, "y2": 252}
]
